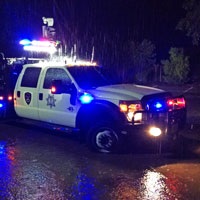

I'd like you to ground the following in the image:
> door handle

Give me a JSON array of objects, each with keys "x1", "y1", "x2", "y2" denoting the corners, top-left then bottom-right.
[
  {"x1": 39, "y1": 93, "x2": 43, "y2": 100},
  {"x1": 17, "y1": 91, "x2": 20, "y2": 98}
]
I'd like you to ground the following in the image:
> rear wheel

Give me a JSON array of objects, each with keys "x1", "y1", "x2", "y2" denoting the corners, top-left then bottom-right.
[{"x1": 87, "y1": 122, "x2": 119, "y2": 153}]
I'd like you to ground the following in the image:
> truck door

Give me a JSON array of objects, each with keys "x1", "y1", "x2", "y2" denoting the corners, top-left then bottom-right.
[
  {"x1": 14, "y1": 67, "x2": 42, "y2": 120},
  {"x1": 38, "y1": 67, "x2": 78, "y2": 127}
]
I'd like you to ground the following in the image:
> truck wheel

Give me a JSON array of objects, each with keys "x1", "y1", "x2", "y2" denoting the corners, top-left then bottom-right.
[{"x1": 87, "y1": 122, "x2": 119, "y2": 153}]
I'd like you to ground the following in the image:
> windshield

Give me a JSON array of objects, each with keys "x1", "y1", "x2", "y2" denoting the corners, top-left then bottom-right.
[{"x1": 67, "y1": 66, "x2": 110, "y2": 89}]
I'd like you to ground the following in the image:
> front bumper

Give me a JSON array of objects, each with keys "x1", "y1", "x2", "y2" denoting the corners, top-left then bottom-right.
[{"x1": 122, "y1": 108, "x2": 187, "y2": 139}]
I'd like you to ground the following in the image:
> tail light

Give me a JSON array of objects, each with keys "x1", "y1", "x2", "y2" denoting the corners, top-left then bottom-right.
[
  {"x1": 8, "y1": 95, "x2": 13, "y2": 101},
  {"x1": 0, "y1": 95, "x2": 13, "y2": 101},
  {"x1": 167, "y1": 96, "x2": 186, "y2": 110}
]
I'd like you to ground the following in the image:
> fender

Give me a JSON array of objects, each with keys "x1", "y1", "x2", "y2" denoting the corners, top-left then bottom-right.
[{"x1": 76, "y1": 100, "x2": 126, "y2": 132}]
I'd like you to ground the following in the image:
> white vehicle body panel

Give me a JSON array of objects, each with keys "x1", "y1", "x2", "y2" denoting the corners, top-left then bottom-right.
[
  {"x1": 37, "y1": 66, "x2": 79, "y2": 127},
  {"x1": 14, "y1": 62, "x2": 166, "y2": 128},
  {"x1": 88, "y1": 84, "x2": 165, "y2": 104},
  {"x1": 14, "y1": 64, "x2": 80, "y2": 127},
  {"x1": 14, "y1": 68, "x2": 40, "y2": 120}
]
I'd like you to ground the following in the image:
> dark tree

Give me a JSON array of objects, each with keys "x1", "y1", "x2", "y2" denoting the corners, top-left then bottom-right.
[
  {"x1": 177, "y1": 0, "x2": 200, "y2": 45},
  {"x1": 161, "y1": 47, "x2": 190, "y2": 83}
]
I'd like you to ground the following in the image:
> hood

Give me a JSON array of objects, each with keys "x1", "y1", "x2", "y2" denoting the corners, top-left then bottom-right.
[{"x1": 87, "y1": 84, "x2": 165, "y2": 101}]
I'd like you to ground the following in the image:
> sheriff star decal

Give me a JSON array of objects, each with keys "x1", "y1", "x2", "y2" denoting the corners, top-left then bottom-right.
[{"x1": 46, "y1": 94, "x2": 56, "y2": 108}]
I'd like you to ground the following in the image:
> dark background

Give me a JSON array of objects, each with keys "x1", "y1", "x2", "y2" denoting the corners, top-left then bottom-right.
[{"x1": 0, "y1": 0, "x2": 197, "y2": 75}]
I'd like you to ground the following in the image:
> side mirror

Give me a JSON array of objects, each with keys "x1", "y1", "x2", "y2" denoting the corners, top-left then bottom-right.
[
  {"x1": 51, "y1": 80, "x2": 75, "y2": 94},
  {"x1": 51, "y1": 80, "x2": 64, "y2": 94},
  {"x1": 50, "y1": 80, "x2": 77, "y2": 105}
]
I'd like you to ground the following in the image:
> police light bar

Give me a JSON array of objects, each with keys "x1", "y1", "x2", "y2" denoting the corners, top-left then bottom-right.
[
  {"x1": 23, "y1": 45, "x2": 57, "y2": 54},
  {"x1": 20, "y1": 39, "x2": 57, "y2": 54},
  {"x1": 32, "y1": 40, "x2": 55, "y2": 47},
  {"x1": 19, "y1": 39, "x2": 31, "y2": 46}
]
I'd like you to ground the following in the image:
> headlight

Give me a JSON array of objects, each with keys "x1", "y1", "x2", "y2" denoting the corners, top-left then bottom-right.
[
  {"x1": 119, "y1": 101, "x2": 143, "y2": 122},
  {"x1": 149, "y1": 127, "x2": 162, "y2": 137}
]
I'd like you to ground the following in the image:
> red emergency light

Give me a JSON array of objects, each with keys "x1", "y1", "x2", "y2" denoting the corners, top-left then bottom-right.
[{"x1": 167, "y1": 97, "x2": 186, "y2": 110}]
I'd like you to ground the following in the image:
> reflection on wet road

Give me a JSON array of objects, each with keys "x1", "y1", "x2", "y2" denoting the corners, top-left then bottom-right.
[
  {"x1": 139, "y1": 170, "x2": 182, "y2": 200},
  {"x1": 140, "y1": 170, "x2": 167, "y2": 199},
  {"x1": 0, "y1": 122, "x2": 200, "y2": 199},
  {"x1": 0, "y1": 141, "x2": 17, "y2": 199},
  {"x1": 71, "y1": 170, "x2": 103, "y2": 200},
  {"x1": 0, "y1": 140, "x2": 66, "y2": 199}
]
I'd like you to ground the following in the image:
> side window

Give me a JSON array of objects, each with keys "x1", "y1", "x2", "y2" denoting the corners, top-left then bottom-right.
[
  {"x1": 21, "y1": 67, "x2": 41, "y2": 88},
  {"x1": 43, "y1": 68, "x2": 71, "y2": 89}
]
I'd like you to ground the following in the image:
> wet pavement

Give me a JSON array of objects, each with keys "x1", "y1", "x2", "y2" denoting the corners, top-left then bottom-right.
[{"x1": 0, "y1": 120, "x2": 200, "y2": 200}]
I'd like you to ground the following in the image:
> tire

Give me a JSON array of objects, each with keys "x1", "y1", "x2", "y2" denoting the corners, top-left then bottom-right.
[{"x1": 87, "y1": 122, "x2": 119, "y2": 153}]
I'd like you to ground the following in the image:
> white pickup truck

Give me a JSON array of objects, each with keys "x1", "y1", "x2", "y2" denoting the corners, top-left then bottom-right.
[{"x1": 13, "y1": 60, "x2": 186, "y2": 153}]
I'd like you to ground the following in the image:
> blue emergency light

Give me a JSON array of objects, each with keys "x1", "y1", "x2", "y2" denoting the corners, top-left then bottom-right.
[
  {"x1": 19, "y1": 39, "x2": 31, "y2": 46},
  {"x1": 79, "y1": 93, "x2": 94, "y2": 104},
  {"x1": 154, "y1": 102, "x2": 163, "y2": 109},
  {"x1": 147, "y1": 100, "x2": 165, "y2": 111},
  {"x1": 0, "y1": 142, "x2": 6, "y2": 155},
  {"x1": 19, "y1": 39, "x2": 57, "y2": 54},
  {"x1": 0, "y1": 103, "x2": 3, "y2": 108}
]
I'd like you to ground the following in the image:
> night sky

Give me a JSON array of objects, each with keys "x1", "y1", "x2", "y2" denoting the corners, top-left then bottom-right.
[{"x1": 0, "y1": 0, "x2": 190, "y2": 61}]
